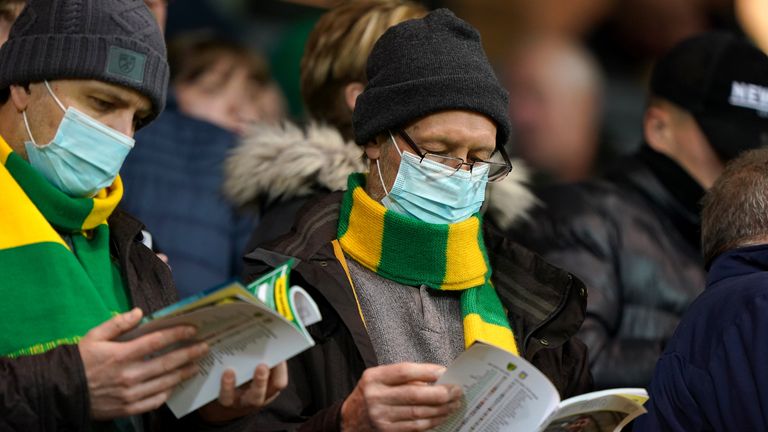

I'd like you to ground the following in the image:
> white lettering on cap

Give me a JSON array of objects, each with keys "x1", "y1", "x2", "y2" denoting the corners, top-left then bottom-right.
[{"x1": 730, "y1": 81, "x2": 768, "y2": 113}]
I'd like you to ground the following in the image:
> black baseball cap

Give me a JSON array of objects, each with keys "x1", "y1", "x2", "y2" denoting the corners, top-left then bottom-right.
[{"x1": 650, "y1": 32, "x2": 768, "y2": 161}]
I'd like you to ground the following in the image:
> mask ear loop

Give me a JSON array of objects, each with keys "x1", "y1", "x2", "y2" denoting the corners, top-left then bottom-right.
[
  {"x1": 22, "y1": 111, "x2": 38, "y2": 146},
  {"x1": 388, "y1": 130, "x2": 404, "y2": 157},
  {"x1": 376, "y1": 131, "x2": 404, "y2": 197},
  {"x1": 22, "y1": 81, "x2": 68, "y2": 147},
  {"x1": 44, "y1": 80, "x2": 67, "y2": 113},
  {"x1": 375, "y1": 159, "x2": 390, "y2": 197}
]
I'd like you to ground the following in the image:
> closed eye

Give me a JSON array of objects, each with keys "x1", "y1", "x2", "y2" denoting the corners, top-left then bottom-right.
[
  {"x1": 89, "y1": 96, "x2": 116, "y2": 112},
  {"x1": 471, "y1": 151, "x2": 495, "y2": 162}
]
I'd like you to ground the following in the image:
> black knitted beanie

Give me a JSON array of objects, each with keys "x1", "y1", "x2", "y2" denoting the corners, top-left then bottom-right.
[
  {"x1": 352, "y1": 8, "x2": 510, "y2": 148},
  {"x1": 0, "y1": 0, "x2": 169, "y2": 120}
]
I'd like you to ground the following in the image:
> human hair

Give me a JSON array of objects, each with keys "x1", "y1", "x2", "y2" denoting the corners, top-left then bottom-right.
[
  {"x1": 300, "y1": 0, "x2": 427, "y2": 141},
  {"x1": 0, "y1": 0, "x2": 27, "y2": 104},
  {"x1": 168, "y1": 33, "x2": 270, "y2": 88},
  {"x1": 0, "y1": 0, "x2": 25, "y2": 16},
  {"x1": 701, "y1": 149, "x2": 768, "y2": 266}
]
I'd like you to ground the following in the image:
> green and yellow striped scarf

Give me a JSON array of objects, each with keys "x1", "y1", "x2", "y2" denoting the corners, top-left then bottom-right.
[
  {"x1": 338, "y1": 173, "x2": 519, "y2": 355},
  {"x1": 0, "y1": 135, "x2": 129, "y2": 357}
]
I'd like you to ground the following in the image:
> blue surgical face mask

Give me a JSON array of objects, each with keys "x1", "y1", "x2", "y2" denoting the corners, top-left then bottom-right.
[
  {"x1": 23, "y1": 81, "x2": 135, "y2": 197},
  {"x1": 377, "y1": 131, "x2": 488, "y2": 224}
]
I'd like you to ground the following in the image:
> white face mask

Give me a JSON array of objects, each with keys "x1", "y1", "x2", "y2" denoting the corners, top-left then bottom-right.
[
  {"x1": 23, "y1": 81, "x2": 135, "y2": 197},
  {"x1": 377, "y1": 131, "x2": 488, "y2": 224}
]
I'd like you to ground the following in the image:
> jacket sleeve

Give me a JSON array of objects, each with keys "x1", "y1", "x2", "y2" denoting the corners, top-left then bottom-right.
[
  {"x1": 0, "y1": 344, "x2": 91, "y2": 431},
  {"x1": 632, "y1": 353, "x2": 705, "y2": 432},
  {"x1": 559, "y1": 337, "x2": 594, "y2": 399},
  {"x1": 149, "y1": 401, "x2": 343, "y2": 432},
  {"x1": 511, "y1": 190, "x2": 663, "y2": 388},
  {"x1": 541, "y1": 234, "x2": 665, "y2": 388}
]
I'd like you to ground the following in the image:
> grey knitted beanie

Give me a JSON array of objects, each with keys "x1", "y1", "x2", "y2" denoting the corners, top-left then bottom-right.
[
  {"x1": 352, "y1": 8, "x2": 510, "y2": 148},
  {"x1": 0, "y1": 0, "x2": 169, "y2": 119}
]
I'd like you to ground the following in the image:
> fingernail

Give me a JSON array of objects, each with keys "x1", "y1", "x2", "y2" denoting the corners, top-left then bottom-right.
[
  {"x1": 450, "y1": 386, "x2": 463, "y2": 398},
  {"x1": 257, "y1": 365, "x2": 268, "y2": 379},
  {"x1": 185, "y1": 327, "x2": 196, "y2": 338},
  {"x1": 197, "y1": 343, "x2": 209, "y2": 355}
]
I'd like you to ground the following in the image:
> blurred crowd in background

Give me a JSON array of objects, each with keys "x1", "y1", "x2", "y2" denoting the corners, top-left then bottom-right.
[{"x1": 67, "y1": 0, "x2": 766, "y2": 183}]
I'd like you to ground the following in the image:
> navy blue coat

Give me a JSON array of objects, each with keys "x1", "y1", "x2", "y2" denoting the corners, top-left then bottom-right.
[
  {"x1": 120, "y1": 95, "x2": 256, "y2": 298},
  {"x1": 635, "y1": 244, "x2": 768, "y2": 431}
]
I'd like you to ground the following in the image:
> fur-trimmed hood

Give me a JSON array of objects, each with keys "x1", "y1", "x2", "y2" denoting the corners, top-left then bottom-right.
[
  {"x1": 484, "y1": 160, "x2": 539, "y2": 230},
  {"x1": 224, "y1": 121, "x2": 367, "y2": 207},
  {"x1": 223, "y1": 120, "x2": 538, "y2": 227}
]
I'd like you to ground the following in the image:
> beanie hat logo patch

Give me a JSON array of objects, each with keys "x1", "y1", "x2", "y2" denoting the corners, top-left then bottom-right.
[{"x1": 106, "y1": 46, "x2": 146, "y2": 84}]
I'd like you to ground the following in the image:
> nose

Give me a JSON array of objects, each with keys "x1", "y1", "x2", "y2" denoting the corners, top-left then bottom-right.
[{"x1": 108, "y1": 114, "x2": 135, "y2": 138}]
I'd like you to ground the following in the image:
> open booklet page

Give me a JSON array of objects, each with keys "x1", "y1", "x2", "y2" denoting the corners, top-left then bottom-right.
[
  {"x1": 540, "y1": 388, "x2": 648, "y2": 432},
  {"x1": 434, "y1": 343, "x2": 647, "y2": 432},
  {"x1": 118, "y1": 261, "x2": 321, "y2": 418}
]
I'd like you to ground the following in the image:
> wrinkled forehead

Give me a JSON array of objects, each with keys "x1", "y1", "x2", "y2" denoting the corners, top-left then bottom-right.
[{"x1": 403, "y1": 110, "x2": 498, "y2": 148}]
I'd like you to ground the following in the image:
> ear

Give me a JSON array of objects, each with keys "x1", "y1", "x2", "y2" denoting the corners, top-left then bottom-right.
[
  {"x1": 644, "y1": 105, "x2": 674, "y2": 154},
  {"x1": 9, "y1": 84, "x2": 32, "y2": 112},
  {"x1": 363, "y1": 137, "x2": 382, "y2": 161},
  {"x1": 344, "y1": 82, "x2": 365, "y2": 111}
]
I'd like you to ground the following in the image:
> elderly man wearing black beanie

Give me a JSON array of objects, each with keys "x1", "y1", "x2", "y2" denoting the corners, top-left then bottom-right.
[
  {"x1": 0, "y1": 0, "x2": 286, "y2": 429},
  {"x1": 242, "y1": 8, "x2": 592, "y2": 432}
]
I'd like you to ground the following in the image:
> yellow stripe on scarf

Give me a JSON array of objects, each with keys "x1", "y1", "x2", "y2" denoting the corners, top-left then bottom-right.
[
  {"x1": 443, "y1": 217, "x2": 487, "y2": 290},
  {"x1": 82, "y1": 176, "x2": 123, "y2": 230},
  {"x1": 464, "y1": 313, "x2": 519, "y2": 355},
  {"x1": 0, "y1": 138, "x2": 66, "y2": 250},
  {"x1": 340, "y1": 186, "x2": 386, "y2": 273},
  {"x1": 0, "y1": 137, "x2": 10, "y2": 165}
]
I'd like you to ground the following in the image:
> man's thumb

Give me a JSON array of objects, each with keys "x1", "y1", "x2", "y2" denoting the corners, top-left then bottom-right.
[{"x1": 84, "y1": 308, "x2": 143, "y2": 341}]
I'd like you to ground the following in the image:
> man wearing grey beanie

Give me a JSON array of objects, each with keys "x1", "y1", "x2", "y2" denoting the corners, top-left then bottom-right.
[
  {"x1": 0, "y1": 0, "x2": 285, "y2": 429},
  {"x1": 242, "y1": 8, "x2": 591, "y2": 432}
]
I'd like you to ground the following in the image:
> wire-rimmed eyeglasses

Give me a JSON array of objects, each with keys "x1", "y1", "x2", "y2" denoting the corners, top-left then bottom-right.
[{"x1": 392, "y1": 129, "x2": 513, "y2": 182}]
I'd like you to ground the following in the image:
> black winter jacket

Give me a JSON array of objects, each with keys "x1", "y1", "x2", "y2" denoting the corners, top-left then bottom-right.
[
  {"x1": 239, "y1": 192, "x2": 593, "y2": 431},
  {"x1": 508, "y1": 146, "x2": 707, "y2": 389}
]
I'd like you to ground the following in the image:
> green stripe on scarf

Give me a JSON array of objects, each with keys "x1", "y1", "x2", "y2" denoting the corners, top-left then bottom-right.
[
  {"x1": 338, "y1": 173, "x2": 519, "y2": 354},
  {"x1": 0, "y1": 136, "x2": 129, "y2": 357},
  {"x1": 5, "y1": 152, "x2": 94, "y2": 231},
  {"x1": 380, "y1": 212, "x2": 450, "y2": 286}
]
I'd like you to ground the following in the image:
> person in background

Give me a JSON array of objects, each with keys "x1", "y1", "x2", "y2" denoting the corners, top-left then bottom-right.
[
  {"x1": 170, "y1": 34, "x2": 278, "y2": 134},
  {"x1": 503, "y1": 35, "x2": 604, "y2": 183},
  {"x1": 506, "y1": 32, "x2": 768, "y2": 389},
  {"x1": 635, "y1": 149, "x2": 768, "y2": 431},
  {"x1": 240, "y1": 9, "x2": 592, "y2": 431},
  {"x1": 224, "y1": 0, "x2": 426, "y2": 250},
  {"x1": 120, "y1": 34, "x2": 279, "y2": 297},
  {"x1": 0, "y1": 0, "x2": 285, "y2": 429},
  {"x1": 0, "y1": 0, "x2": 24, "y2": 46}
]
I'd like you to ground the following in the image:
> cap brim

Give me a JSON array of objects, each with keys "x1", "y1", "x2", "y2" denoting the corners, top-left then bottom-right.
[{"x1": 695, "y1": 112, "x2": 768, "y2": 161}]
